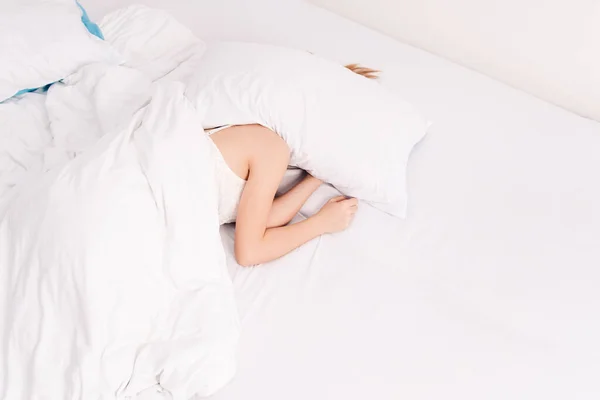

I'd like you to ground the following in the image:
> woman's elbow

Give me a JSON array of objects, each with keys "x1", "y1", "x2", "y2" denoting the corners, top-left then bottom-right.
[{"x1": 234, "y1": 247, "x2": 260, "y2": 267}]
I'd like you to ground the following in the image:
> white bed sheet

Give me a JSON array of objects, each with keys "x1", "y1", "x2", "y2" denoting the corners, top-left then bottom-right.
[{"x1": 24, "y1": 1, "x2": 600, "y2": 399}]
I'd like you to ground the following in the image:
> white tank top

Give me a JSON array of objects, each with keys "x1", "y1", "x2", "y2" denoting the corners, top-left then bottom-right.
[{"x1": 206, "y1": 127, "x2": 246, "y2": 225}]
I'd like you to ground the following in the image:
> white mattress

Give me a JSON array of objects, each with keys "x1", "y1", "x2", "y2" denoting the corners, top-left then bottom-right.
[{"x1": 12, "y1": 0, "x2": 600, "y2": 399}]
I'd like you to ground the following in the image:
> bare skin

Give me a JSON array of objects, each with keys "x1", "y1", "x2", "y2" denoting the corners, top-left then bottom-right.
[{"x1": 209, "y1": 124, "x2": 358, "y2": 266}]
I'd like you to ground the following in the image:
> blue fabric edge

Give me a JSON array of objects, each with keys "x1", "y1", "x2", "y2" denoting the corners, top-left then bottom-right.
[
  {"x1": 2, "y1": 1, "x2": 104, "y2": 102},
  {"x1": 77, "y1": 1, "x2": 104, "y2": 40}
]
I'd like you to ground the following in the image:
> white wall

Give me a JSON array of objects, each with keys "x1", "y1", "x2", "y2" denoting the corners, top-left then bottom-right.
[{"x1": 310, "y1": 0, "x2": 600, "y2": 121}]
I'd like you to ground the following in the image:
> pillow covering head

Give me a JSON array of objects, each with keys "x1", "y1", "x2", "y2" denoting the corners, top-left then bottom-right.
[{"x1": 186, "y1": 42, "x2": 429, "y2": 217}]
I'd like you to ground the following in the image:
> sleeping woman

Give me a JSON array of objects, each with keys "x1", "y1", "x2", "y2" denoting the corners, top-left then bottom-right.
[{"x1": 206, "y1": 64, "x2": 379, "y2": 266}]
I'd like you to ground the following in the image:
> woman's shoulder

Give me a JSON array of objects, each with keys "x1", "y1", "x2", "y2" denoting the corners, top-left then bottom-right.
[
  {"x1": 224, "y1": 124, "x2": 289, "y2": 163},
  {"x1": 209, "y1": 124, "x2": 289, "y2": 178}
]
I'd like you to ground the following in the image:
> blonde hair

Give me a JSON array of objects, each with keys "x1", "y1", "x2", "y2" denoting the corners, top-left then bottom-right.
[{"x1": 345, "y1": 63, "x2": 380, "y2": 79}]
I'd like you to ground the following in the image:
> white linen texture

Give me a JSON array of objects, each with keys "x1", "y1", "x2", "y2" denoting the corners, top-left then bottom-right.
[
  {"x1": 0, "y1": 77, "x2": 240, "y2": 400},
  {"x1": 1, "y1": 5, "x2": 238, "y2": 400}
]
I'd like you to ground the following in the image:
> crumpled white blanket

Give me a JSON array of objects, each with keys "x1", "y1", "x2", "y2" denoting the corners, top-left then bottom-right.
[{"x1": 0, "y1": 6, "x2": 239, "y2": 400}]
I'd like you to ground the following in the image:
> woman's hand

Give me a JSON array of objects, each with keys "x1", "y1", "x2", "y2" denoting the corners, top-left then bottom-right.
[{"x1": 315, "y1": 195, "x2": 358, "y2": 234}]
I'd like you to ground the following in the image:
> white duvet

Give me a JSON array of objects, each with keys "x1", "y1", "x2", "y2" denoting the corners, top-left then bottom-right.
[{"x1": 0, "y1": 6, "x2": 238, "y2": 400}]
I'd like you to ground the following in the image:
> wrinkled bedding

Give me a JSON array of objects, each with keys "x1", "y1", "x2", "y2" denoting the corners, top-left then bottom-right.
[
  {"x1": 3, "y1": 2, "x2": 600, "y2": 400},
  {"x1": 0, "y1": 93, "x2": 50, "y2": 205},
  {"x1": 0, "y1": 6, "x2": 238, "y2": 400}
]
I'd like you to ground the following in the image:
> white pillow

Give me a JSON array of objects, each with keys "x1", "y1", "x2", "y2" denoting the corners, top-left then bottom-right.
[
  {"x1": 0, "y1": 0, "x2": 121, "y2": 102},
  {"x1": 99, "y1": 5, "x2": 207, "y2": 83},
  {"x1": 186, "y1": 42, "x2": 429, "y2": 217}
]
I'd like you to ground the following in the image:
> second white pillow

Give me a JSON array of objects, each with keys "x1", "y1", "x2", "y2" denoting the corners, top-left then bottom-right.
[{"x1": 0, "y1": 0, "x2": 121, "y2": 102}]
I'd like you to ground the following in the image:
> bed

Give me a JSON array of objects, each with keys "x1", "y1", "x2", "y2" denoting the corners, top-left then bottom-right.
[{"x1": 3, "y1": 1, "x2": 600, "y2": 399}]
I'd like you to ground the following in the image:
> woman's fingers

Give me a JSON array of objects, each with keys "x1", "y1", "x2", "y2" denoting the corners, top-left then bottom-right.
[
  {"x1": 328, "y1": 196, "x2": 359, "y2": 213},
  {"x1": 343, "y1": 198, "x2": 359, "y2": 216},
  {"x1": 344, "y1": 198, "x2": 359, "y2": 206},
  {"x1": 329, "y1": 195, "x2": 346, "y2": 203}
]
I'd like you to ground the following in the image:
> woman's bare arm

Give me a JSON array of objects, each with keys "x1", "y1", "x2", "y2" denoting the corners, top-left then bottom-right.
[
  {"x1": 234, "y1": 130, "x2": 327, "y2": 266},
  {"x1": 266, "y1": 174, "x2": 322, "y2": 228}
]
